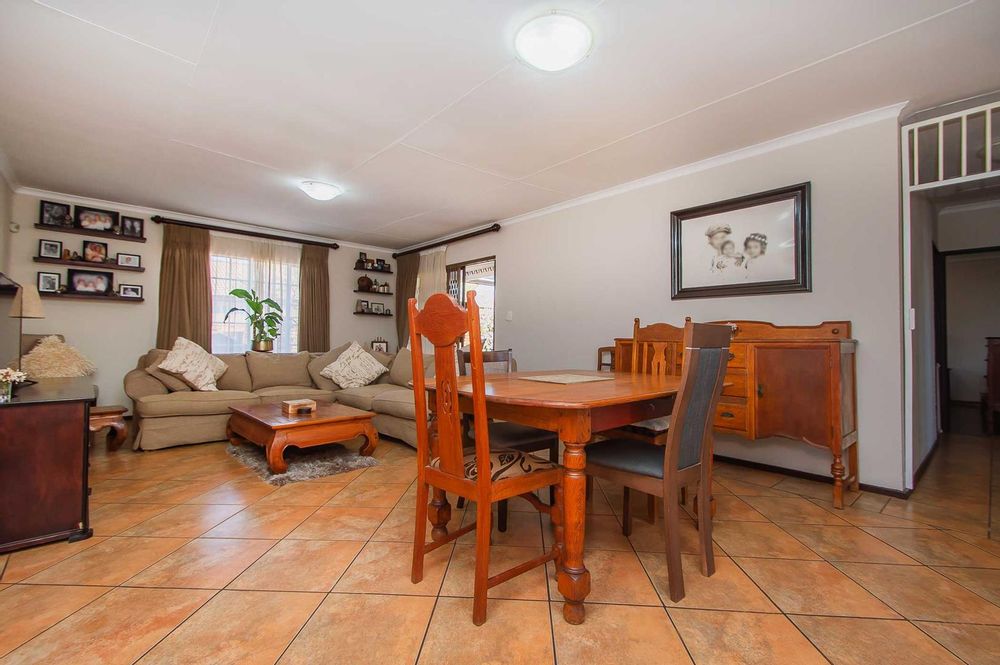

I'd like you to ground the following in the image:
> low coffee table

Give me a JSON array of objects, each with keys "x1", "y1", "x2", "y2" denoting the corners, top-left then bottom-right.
[{"x1": 227, "y1": 402, "x2": 379, "y2": 474}]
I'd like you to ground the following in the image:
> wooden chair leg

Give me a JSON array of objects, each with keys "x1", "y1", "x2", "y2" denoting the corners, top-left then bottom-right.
[
  {"x1": 548, "y1": 439, "x2": 560, "y2": 505},
  {"x1": 498, "y1": 500, "x2": 509, "y2": 533},
  {"x1": 457, "y1": 496, "x2": 466, "y2": 509},
  {"x1": 695, "y1": 479, "x2": 715, "y2": 578},
  {"x1": 663, "y1": 486, "x2": 686, "y2": 602},
  {"x1": 647, "y1": 492, "x2": 657, "y2": 524},
  {"x1": 621, "y1": 486, "x2": 632, "y2": 537},
  {"x1": 411, "y1": 481, "x2": 430, "y2": 583},
  {"x1": 472, "y1": 500, "x2": 493, "y2": 625}
]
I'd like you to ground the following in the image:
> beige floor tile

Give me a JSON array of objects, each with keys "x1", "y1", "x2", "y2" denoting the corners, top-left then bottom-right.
[
  {"x1": 791, "y1": 615, "x2": 963, "y2": 665},
  {"x1": 254, "y1": 481, "x2": 348, "y2": 506},
  {"x1": 736, "y1": 558, "x2": 897, "y2": 618},
  {"x1": 279, "y1": 593, "x2": 435, "y2": 665},
  {"x1": 120, "y1": 503, "x2": 244, "y2": 537},
  {"x1": 542, "y1": 513, "x2": 633, "y2": 552},
  {"x1": 229, "y1": 539, "x2": 364, "y2": 592},
  {"x1": 126, "y1": 538, "x2": 275, "y2": 589},
  {"x1": 547, "y1": 549, "x2": 660, "y2": 606},
  {"x1": 711, "y1": 521, "x2": 820, "y2": 559},
  {"x1": 89, "y1": 503, "x2": 173, "y2": 536},
  {"x1": 202, "y1": 504, "x2": 317, "y2": 539},
  {"x1": 324, "y1": 482, "x2": 409, "y2": 508},
  {"x1": 88, "y1": 479, "x2": 161, "y2": 502},
  {"x1": 710, "y1": 495, "x2": 770, "y2": 522},
  {"x1": 186, "y1": 478, "x2": 277, "y2": 505},
  {"x1": 24, "y1": 536, "x2": 188, "y2": 586},
  {"x1": 0, "y1": 585, "x2": 109, "y2": 657},
  {"x1": 834, "y1": 562, "x2": 1000, "y2": 624},
  {"x1": 627, "y1": 514, "x2": 723, "y2": 555},
  {"x1": 441, "y1": 544, "x2": 549, "y2": 600},
  {"x1": 458, "y1": 506, "x2": 543, "y2": 548},
  {"x1": 418, "y1": 597, "x2": 553, "y2": 665},
  {"x1": 943, "y1": 529, "x2": 1000, "y2": 557},
  {"x1": 370, "y1": 502, "x2": 443, "y2": 543},
  {"x1": 335, "y1": 541, "x2": 451, "y2": 595},
  {"x1": 713, "y1": 477, "x2": 795, "y2": 497},
  {"x1": 914, "y1": 621, "x2": 1000, "y2": 665},
  {"x1": 550, "y1": 602, "x2": 691, "y2": 665},
  {"x1": 863, "y1": 527, "x2": 1000, "y2": 568},
  {"x1": 670, "y1": 609, "x2": 828, "y2": 664},
  {"x1": 807, "y1": 499, "x2": 929, "y2": 528},
  {"x1": 640, "y1": 553, "x2": 777, "y2": 612},
  {"x1": 137, "y1": 590, "x2": 323, "y2": 665},
  {"x1": 780, "y1": 524, "x2": 918, "y2": 564},
  {"x1": 352, "y1": 463, "x2": 417, "y2": 485},
  {"x1": 742, "y1": 496, "x2": 849, "y2": 525},
  {"x1": 0, "y1": 536, "x2": 108, "y2": 583},
  {"x1": 713, "y1": 464, "x2": 787, "y2": 487},
  {"x1": 3, "y1": 587, "x2": 211, "y2": 665},
  {"x1": 772, "y1": 476, "x2": 861, "y2": 505},
  {"x1": 932, "y1": 566, "x2": 1000, "y2": 605},
  {"x1": 286, "y1": 506, "x2": 391, "y2": 540},
  {"x1": 125, "y1": 480, "x2": 224, "y2": 504},
  {"x1": 882, "y1": 497, "x2": 988, "y2": 534},
  {"x1": 851, "y1": 493, "x2": 890, "y2": 513}
]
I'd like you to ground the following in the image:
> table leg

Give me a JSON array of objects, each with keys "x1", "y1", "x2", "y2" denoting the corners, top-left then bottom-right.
[
  {"x1": 359, "y1": 422, "x2": 379, "y2": 456},
  {"x1": 106, "y1": 420, "x2": 127, "y2": 451},
  {"x1": 557, "y1": 440, "x2": 591, "y2": 624},
  {"x1": 266, "y1": 432, "x2": 289, "y2": 474}
]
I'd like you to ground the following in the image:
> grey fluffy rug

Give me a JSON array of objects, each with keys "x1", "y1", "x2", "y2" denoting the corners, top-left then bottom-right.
[{"x1": 226, "y1": 442, "x2": 379, "y2": 486}]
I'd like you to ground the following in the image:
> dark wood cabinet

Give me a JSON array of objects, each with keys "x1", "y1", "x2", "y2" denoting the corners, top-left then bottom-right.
[{"x1": 0, "y1": 378, "x2": 96, "y2": 553}]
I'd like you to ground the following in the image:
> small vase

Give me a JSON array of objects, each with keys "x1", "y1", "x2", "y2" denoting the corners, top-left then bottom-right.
[
  {"x1": 0, "y1": 381, "x2": 11, "y2": 404},
  {"x1": 252, "y1": 339, "x2": 274, "y2": 353}
]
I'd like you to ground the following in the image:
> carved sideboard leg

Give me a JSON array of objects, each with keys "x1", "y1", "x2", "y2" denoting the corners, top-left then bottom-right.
[{"x1": 831, "y1": 455, "x2": 846, "y2": 509}]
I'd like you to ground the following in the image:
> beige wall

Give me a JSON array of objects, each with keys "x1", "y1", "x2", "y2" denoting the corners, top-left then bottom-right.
[
  {"x1": 937, "y1": 204, "x2": 1000, "y2": 252},
  {"x1": 0, "y1": 174, "x2": 12, "y2": 273},
  {"x1": 5, "y1": 190, "x2": 394, "y2": 409},
  {"x1": 445, "y1": 116, "x2": 906, "y2": 490},
  {"x1": 909, "y1": 193, "x2": 939, "y2": 469},
  {"x1": 946, "y1": 252, "x2": 1000, "y2": 403}
]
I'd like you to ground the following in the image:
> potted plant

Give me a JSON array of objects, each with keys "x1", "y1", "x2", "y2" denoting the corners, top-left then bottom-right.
[
  {"x1": 0, "y1": 367, "x2": 27, "y2": 403},
  {"x1": 224, "y1": 288, "x2": 283, "y2": 352}
]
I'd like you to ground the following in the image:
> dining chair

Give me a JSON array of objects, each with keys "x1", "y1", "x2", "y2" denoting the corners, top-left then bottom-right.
[
  {"x1": 584, "y1": 320, "x2": 731, "y2": 602},
  {"x1": 456, "y1": 347, "x2": 560, "y2": 532},
  {"x1": 409, "y1": 292, "x2": 565, "y2": 625}
]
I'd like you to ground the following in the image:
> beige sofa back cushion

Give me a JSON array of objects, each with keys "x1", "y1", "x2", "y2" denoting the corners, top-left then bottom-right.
[
  {"x1": 307, "y1": 342, "x2": 352, "y2": 390},
  {"x1": 247, "y1": 351, "x2": 312, "y2": 390},
  {"x1": 388, "y1": 349, "x2": 435, "y2": 387},
  {"x1": 144, "y1": 349, "x2": 191, "y2": 392},
  {"x1": 216, "y1": 354, "x2": 253, "y2": 392}
]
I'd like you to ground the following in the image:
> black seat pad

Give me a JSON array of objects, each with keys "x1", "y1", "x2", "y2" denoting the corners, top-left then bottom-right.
[
  {"x1": 476, "y1": 421, "x2": 557, "y2": 452},
  {"x1": 585, "y1": 438, "x2": 665, "y2": 479}
]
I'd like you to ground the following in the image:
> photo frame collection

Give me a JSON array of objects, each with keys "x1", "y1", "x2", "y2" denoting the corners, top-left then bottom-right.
[{"x1": 38, "y1": 200, "x2": 145, "y2": 240}]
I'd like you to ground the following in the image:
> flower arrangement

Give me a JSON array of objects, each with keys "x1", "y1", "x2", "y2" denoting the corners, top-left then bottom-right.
[{"x1": 0, "y1": 367, "x2": 27, "y2": 403}]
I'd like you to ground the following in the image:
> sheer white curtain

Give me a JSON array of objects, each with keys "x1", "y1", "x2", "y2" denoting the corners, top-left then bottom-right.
[
  {"x1": 414, "y1": 247, "x2": 448, "y2": 351},
  {"x1": 210, "y1": 233, "x2": 301, "y2": 353}
]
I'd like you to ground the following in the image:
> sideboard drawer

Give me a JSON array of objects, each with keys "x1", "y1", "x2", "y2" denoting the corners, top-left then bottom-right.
[
  {"x1": 714, "y1": 401, "x2": 748, "y2": 431},
  {"x1": 721, "y1": 370, "x2": 748, "y2": 398},
  {"x1": 727, "y1": 343, "x2": 748, "y2": 369}
]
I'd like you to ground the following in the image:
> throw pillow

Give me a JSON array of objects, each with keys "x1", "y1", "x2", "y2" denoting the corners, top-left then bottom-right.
[
  {"x1": 158, "y1": 337, "x2": 227, "y2": 391},
  {"x1": 21, "y1": 336, "x2": 96, "y2": 378},
  {"x1": 145, "y1": 349, "x2": 192, "y2": 392},
  {"x1": 321, "y1": 341, "x2": 388, "y2": 389},
  {"x1": 246, "y1": 351, "x2": 312, "y2": 391},
  {"x1": 307, "y1": 342, "x2": 352, "y2": 390}
]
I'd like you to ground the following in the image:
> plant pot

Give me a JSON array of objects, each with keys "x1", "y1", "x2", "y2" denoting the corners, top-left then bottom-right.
[{"x1": 252, "y1": 340, "x2": 274, "y2": 353}]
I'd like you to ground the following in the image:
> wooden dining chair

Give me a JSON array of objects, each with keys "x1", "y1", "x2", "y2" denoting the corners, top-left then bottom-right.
[
  {"x1": 409, "y1": 292, "x2": 565, "y2": 625},
  {"x1": 456, "y1": 347, "x2": 560, "y2": 532},
  {"x1": 584, "y1": 321, "x2": 732, "y2": 602}
]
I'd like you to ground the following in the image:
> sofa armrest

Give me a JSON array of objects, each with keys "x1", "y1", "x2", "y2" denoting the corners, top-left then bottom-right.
[{"x1": 124, "y1": 368, "x2": 168, "y2": 402}]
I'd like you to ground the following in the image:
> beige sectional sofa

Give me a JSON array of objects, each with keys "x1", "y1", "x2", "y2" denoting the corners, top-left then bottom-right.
[{"x1": 124, "y1": 343, "x2": 431, "y2": 451}]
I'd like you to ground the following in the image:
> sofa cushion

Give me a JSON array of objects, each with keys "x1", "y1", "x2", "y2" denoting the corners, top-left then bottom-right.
[
  {"x1": 335, "y1": 384, "x2": 401, "y2": 411},
  {"x1": 307, "y1": 342, "x2": 352, "y2": 391},
  {"x1": 321, "y1": 342, "x2": 388, "y2": 389},
  {"x1": 158, "y1": 337, "x2": 227, "y2": 391},
  {"x1": 254, "y1": 386, "x2": 338, "y2": 404},
  {"x1": 372, "y1": 350, "x2": 397, "y2": 383},
  {"x1": 247, "y1": 351, "x2": 312, "y2": 391},
  {"x1": 144, "y1": 349, "x2": 191, "y2": 392},
  {"x1": 134, "y1": 390, "x2": 258, "y2": 418},
  {"x1": 216, "y1": 353, "x2": 253, "y2": 392},
  {"x1": 371, "y1": 388, "x2": 422, "y2": 420},
  {"x1": 387, "y1": 349, "x2": 435, "y2": 388}
]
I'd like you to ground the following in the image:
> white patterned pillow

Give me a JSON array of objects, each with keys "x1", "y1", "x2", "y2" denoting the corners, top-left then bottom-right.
[
  {"x1": 158, "y1": 337, "x2": 227, "y2": 391},
  {"x1": 321, "y1": 341, "x2": 388, "y2": 389}
]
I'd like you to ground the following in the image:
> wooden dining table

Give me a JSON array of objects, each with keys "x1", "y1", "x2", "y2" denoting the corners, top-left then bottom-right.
[{"x1": 426, "y1": 369, "x2": 682, "y2": 625}]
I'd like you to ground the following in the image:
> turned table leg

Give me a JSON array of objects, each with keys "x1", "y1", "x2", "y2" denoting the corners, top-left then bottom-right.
[
  {"x1": 359, "y1": 423, "x2": 379, "y2": 456},
  {"x1": 557, "y1": 440, "x2": 591, "y2": 624},
  {"x1": 831, "y1": 453, "x2": 845, "y2": 509},
  {"x1": 266, "y1": 432, "x2": 289, "y2": 474}
]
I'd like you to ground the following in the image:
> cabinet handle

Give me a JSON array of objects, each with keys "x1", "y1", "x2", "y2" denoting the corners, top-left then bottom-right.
[
  {"x1": 720, "y1": 411, "x2": 735, "y2": 419},
  {"x1": 728, "y1": 352, "x2": 735, "y2": 361},
  {"x1": 757, "y1": 384, "x2": 764, "y2": 398}
]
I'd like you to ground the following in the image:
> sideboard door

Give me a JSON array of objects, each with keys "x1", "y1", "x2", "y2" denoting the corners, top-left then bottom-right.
[{"x1": 754, "y1": 345, "x2": 834, "y2": 448}]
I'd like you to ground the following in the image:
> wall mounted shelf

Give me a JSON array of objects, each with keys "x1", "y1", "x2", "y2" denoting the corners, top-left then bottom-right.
[
  {"x1": 34, "y1": 256, "x2": 145, "y2": 273},
  {"x1": 354, "y1": 289, "x2": 393, "y2": 296},
  {"x1": 34, "y1": 224, "x2": 147, "y2": 244},
  {"x1": 40, "y1": 292, "x2": 144, "y2": 303},
  {"x1": 354, "y1": 268, "x2": 392, "y2": 275},
  {"x1": 353, "y1": 311, "x2": 393, "y2": 317}
]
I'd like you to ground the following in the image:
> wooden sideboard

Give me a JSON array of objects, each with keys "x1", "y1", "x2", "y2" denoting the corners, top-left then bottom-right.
[
  {"x1": 613, "y1": 320, "x2": 859, "y2": 507},
  {"x1": 0, "y1": 378, "x2": 96, "y2": 552}
]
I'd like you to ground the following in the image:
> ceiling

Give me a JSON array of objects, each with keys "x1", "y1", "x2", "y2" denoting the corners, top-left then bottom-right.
[{"x1": 1, "y1": 0, "x2": 999, "y2": 249}]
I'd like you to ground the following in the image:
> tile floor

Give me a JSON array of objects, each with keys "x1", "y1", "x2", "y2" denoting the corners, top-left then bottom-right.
[{"x1": 0, "y1": 433, "x2": 998, "y2": 664}]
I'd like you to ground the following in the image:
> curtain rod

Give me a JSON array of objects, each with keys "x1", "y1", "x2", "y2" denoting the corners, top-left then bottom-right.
[
  {"x1": 151, "y1": 215, "x2": 340, "y2": 250},
  {"x1": 391, "y1": 223, "x2": 501, "y2": 258}
]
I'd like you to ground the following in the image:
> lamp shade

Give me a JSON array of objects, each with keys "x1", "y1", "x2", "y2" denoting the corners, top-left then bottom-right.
[{"x1": 9, "y1": 285, "x2": 45, "y2": 319}]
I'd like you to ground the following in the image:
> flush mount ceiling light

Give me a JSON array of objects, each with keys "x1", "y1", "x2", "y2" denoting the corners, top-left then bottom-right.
[
  {"x1": 514, "y1": 12, "x2": 592, "y2": 72},
  {"x1": 298, "y1": 180, "x2": 342, "y2": 201}
]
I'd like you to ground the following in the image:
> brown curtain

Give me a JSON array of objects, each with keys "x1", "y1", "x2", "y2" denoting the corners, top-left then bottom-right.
[
  {"x1": 395, "y1": 252, "x2": 419, "y2": 349},
  {"x1": 298, "y1": 244, "x2": 330, "y2": 351},
  {"x1": 156, "y1": 224, "x2": 211, "y2": 350}
]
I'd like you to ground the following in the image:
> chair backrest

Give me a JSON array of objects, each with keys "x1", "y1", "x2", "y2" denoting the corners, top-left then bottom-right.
[
  {"x1": 630, "y1": 318, "x2": 685, "y2": 377},
  {"x1": 457, "y1": 348, "x2": 514, "y2": 376},
  {"x1": 409, "y1": 292, "x2": 493, "y2": 488},
  {"x1": 664, "y1": 321, "x2": 732, "y2": 474}
]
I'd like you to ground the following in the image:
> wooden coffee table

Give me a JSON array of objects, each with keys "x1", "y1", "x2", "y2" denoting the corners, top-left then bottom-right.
[{"x1": 227, "y1": 402, "x2": 379, "y2": 474}]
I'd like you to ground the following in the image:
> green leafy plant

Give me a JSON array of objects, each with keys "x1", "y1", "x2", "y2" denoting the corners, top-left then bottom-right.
[{"x1": 224, "y1": 288, "x2": 283, "y2": 343}]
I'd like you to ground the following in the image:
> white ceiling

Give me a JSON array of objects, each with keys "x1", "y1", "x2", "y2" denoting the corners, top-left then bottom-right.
[{"x1": 1, "y1": 0, "x2": 999, "y2": 249}]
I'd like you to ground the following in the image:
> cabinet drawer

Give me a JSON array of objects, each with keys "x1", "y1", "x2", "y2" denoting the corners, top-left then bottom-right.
[
  {"x1": 726, "y1": 343, "x2": 747, "y2": 369},
  {"x1": 721, "y1": 371, "x2": 748, "y2": 398},
  {"x1": 714, "y1": 401, "x2": 748, "y2": 431}
]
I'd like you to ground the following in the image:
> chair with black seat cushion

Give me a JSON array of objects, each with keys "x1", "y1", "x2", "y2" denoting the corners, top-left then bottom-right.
[
  {"x1": 456, "y1": 348, "x2": 560, "y2": 532},
  {"x1": 585, "y1": 320, "x2": 731, "y2": 602}
]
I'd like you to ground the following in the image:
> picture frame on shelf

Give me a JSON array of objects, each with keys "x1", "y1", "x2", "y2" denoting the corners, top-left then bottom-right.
[
  {"x1": 116, "y1": 253, "x2": 141, "y2": 269},
  {"x1": 83, "y1": 240, "x2": 109, "y2": 263},
  {"x1": 121, "y1": 216, "x2": 144, "y2": 238},
  {"x1": 39, "y1": 200, "x2": 73, "y2": 228},
  {"x1": 74, "y1": 206, "x2": 119, "y2": 232},
  {"x1": 118, "y1": 284, "x2": 143, "y2": 299},
  {"x1": 375, "y1": 258, "x2": 385, "y2": 269},
  {"x1": 37, "y1": 272, "x2": 60, "y2": 293},
  {"x1": 356, "y1": 299, "x2": 369, "y2": 313},
  {"x1": 38, "y1": 239, "x2": 62, "y2": 259},
  {"x1": 67, "y1": 268, "x2": 113, "y2": 295},
  {"x1": 371, "y1": 340, "x2": 389, "y2": 353},
  {"x1": 371, "y1": 302, "x2": 384, "y2": 314}
]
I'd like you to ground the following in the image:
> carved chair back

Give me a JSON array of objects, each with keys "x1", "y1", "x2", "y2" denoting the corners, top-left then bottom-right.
[
  {"x1": 457, "y1": 348, "x2": 515, "y2": 376},
  {"x1": 631, "y1": 318, "x2": 685, "y2": 378}
]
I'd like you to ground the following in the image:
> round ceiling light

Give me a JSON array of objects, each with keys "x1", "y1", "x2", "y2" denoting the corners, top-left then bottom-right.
[
  {"x1": 514, "y1": 12, "x2": 592, "y2": 72},
  {"x1": 298, "y1": 180, "x2": 343, "y2": 201}
]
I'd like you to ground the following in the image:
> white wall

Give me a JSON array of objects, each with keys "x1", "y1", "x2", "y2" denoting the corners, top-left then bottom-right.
[
  {"x1": 946, "y1": 252, "x2": 1000, "y2": 403},
  {"x1": 0, "y1": 174, "x2": 12, "y2": 273},
  {"x1": 937, "y1": 203, "x2": 1000, "y2": 252},
  {"x1": 5, "y1": 190, "x2": 395, "y2": 409},
  {"x1": 909, "y1": 193, "x2": 939, "y2": 469},
  {"x1": 445, "y1": 116, "x2": 906, "y2": 490}
]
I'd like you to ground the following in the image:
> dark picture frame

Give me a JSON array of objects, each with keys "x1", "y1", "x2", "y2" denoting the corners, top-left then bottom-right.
[
  {"x1": 67, "y1": 268, "x2": 113, "y2": 295},
  {"x1": 121, "y1": 216, "x2": 144, "y2": 238},
  {"x1": 118, "y1": 284, "x2": 143, "y2": 299},
  {"x1": 82, "y1": 240, "x2": 109, "y2": 263},
  {"x1": 670, "y1": 182, "x2": 811, "y2": 300},
  {"x1": 74, "y1": 206, "x2": 119, "y2": 232},
  {"x1": 39, "y1": 200, "x2": 72, "y2": 227},
  {"x1": 37, "y1": 272, "x2": 61, "y2": 293},
  {"x1": 38, "y1": 239, "x2": 62, "y2": 259},
  {"x1": 371, "y1": 302, "x2": 384, "y2": 314},
  {"x1": 371, "y1": 340, "x2": 389, "y2": 353}
]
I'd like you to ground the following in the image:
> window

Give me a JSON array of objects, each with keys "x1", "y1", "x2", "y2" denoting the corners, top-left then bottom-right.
[
  {"x1": 447, "y1": 257, "x2": 496, "y2": 351},
  {"x1": 210, "y1": 233, "x2": 300, "y2": 354}
]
